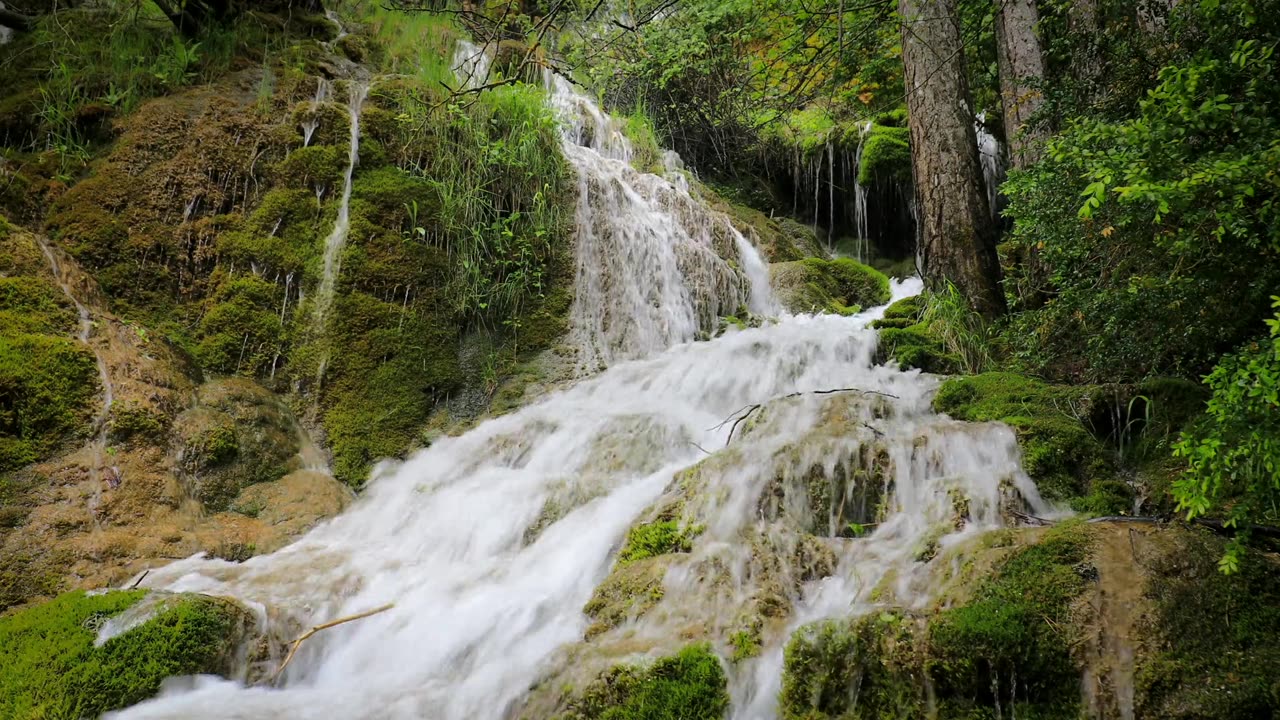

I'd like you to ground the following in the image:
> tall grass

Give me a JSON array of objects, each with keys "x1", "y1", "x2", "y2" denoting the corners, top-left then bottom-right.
[{"x1": 920, "y1": 281, "x2": 995, "y2": 374}]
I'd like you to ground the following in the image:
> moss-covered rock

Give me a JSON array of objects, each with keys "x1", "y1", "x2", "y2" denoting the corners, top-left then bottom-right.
[
  {"x1": 876, "y1": 324, "x2": 961, "y2": 374},
  {"x1": 781, "y1": 612, "x2": 928, "y2": 719},
  {"x1": 771, "y1": 257, "x2": 890, "y2": 315},
  {"x1": 173, "y1": 378, "x2": 301, "y2": 511},
  {"x1": 557, "y1": 644, "x2": 730, "y2": 720},
  {"x1": 0, "y1": 589, "x2": 255, "y2": 720},
  {"x1": 583, "y1": 555, "x2": 671, "y2": 639},
  {"x1": 1135, "y1": 528, "x2": 1280, "y2": 718},
  {"x1": 933, "y1": 373, "x2": 1115, "y2": 501},
  {"x1": 857, "y1": 125, "x2": 911, "y2": 185}
]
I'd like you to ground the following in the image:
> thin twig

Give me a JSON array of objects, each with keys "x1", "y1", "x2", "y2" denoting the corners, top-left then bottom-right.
[
  {"x1": 128, "y1": 570, "x2": 150, "y2": 589},
  {"x1": 272, "y1": 603, "x2": 395, "y2": 682}
]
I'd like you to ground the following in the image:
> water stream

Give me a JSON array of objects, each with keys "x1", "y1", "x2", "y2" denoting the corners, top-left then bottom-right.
[
  {"x1": 111, "y1": 61, "x2": 1050, "y2": 720},
  {"x1": 309, "y1": 80, "x2": 369, "y2": 384}
]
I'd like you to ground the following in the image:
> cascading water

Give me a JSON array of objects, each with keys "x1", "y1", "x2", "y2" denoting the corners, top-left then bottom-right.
[
  {"x1": 299, "y1": 78, "x2": 332, "y2": 148},
  {"x1": 851, "y1": 120, "x2": 872, "y2": 263},
  {"x1": 545, "y1": 71, "x2": 774, "y2": 370},
  {"x1": 111, "y1": 64, "x2": 1053, "y2": 720},
  {"x1": 452, "y1": 39, "x2": 492, "y2": 90},
  {"x1": 309, "y1": 80, "x2": 368, "y2": 383}
]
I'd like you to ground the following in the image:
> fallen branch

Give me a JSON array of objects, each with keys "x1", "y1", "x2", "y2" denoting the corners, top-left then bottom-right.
[
  {"x1": 272, "y1": 603, "x2": 395, "y2": 682},
  {"x1": 128, "y1": 570, "x2": 150, "y2": 589},
  {"x1": 709, "y1": 387, "x2": 899, "y2": 446}
]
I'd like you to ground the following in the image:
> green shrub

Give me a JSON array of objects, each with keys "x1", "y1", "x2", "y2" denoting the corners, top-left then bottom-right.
[
  {"x1": 0, "y1": 590, "x2": 249, "y2": 720},
  {"x1": 1172, "y1": 299, "x2": 1280, "y2": 572}
]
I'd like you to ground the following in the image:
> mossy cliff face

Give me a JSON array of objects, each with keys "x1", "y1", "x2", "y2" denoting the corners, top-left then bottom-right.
[{"x1": 0, "y1": 589, "x2": 259, "y2": 720}]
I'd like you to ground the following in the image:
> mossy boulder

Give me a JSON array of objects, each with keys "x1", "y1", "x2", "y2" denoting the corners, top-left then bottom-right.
[
  {"x1": 0, "y1": 589, "x2": 255, "y2": 720},
  {"x1": 876, "y1": 324, "x2": 960, "y2": 374},
  {"x1": 933, "y1": 373, "x2": 1115, "y2": 501},
  {"x1": 557, "y1": 644, "x2": 730, "y2": 720},
  {"x1": 857, "y1": 125, "x2": 911, "y2": 185},
  {"x1": 771, "y1": 257, "x2": 890, "y2": 315},
  {"x1": 1135, "y1": 528, "x2": 1280, "y2": 718},
  {"x1": 781, "y1": 612, "x2": 928, "y2": 719},
  {"x1": 173, "y1": 378, "x2": 301, "y2": 511},
  {"x1": 583, "y1": 556, "x2": 671, "y2": 639}
]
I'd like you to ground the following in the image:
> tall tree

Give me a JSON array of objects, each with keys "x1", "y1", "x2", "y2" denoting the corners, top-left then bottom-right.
[
  {"x1": 900, "y1": 0, "x2": 1006, "y2": 316},
  {"x1": 995, "y1": 0, "x2": 1047, "y2": 168}
]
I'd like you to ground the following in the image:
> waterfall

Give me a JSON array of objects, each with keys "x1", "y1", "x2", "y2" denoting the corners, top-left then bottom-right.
[
  {"x1": 110, "y1": 72, "x2": 1053, "y2": 720},
  {"x1": 0, "y1": 2, "x2": 13, "y2": 45},
  {"x1": 309, "y1": 80, "x2": 368, "y2": 384},
  {"x1": 852, "y1": 121, "x2": 872, "y2": 263},
  {"x1": 975, "y1": 112, "x2": 1005, "y2": 220},
  {"x1": 545, "y1": 71, "x2": 774, "y2": 371},
  {"x1": 452, "y1": 39, "x2": 492, "y2": 90},
  {"x1": 300, "y1": 78, "x2": 332, "y2": 148}
]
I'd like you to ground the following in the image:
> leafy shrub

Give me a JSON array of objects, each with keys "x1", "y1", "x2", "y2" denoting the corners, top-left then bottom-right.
[{"x1": 1173, "y1": 299, "x2": 1280, "y2": 573}]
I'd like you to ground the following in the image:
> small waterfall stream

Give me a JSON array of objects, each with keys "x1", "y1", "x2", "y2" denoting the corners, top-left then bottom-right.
[
  {"x1": 309, "y1": 80, "x2": 369, "y2": 384},
  {"x1": 111, "y1": 59, "x2": 1051, "y2": 720}
]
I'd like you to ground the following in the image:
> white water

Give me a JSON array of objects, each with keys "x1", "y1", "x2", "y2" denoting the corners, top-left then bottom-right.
[
  {"x1": 0, "y1": 1, "x2": 13, "y2": 45},
  {"x1": 452, "y1": 39, "x2": 492, "y2": 90},
  {"x1": 112, "y1": 65, "x2": 1051, "y2": 720},
  {"x1": 546, "y1": 72, "x2": 775, "y2": 370},
  {"x1": 851, "y1": 121, "x2": 873, "y2": 263},
  {"x1": 300, "y1": 78, "x2": 332, "y2": 148},
  {"x1": 309, "y1": 80, "x2": 368, "y2": 383}
]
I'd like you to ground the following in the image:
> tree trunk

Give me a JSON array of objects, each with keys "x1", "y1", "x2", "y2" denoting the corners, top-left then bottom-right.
[
  {"x1": 995, "y1": 0, "x2": 1047, "y2": 169},
  {"x1": 900, "y1": 0, "x2": 1006, "y2": 317}
]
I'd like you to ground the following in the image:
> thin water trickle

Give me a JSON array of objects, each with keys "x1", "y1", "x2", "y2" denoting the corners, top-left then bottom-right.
[
  {"x1": 452, "y1": 39, "x2": 492, "y2": 90},
  {"x1": 975, "y1": 111, "x2": 1005, "y2": 219},
  {"x1": 110, "y1": 61, "x2": 1051, "y2": 720},
  {"x1": 310, "y1": 80, "x2": 368, "y2": 384},
  {"x1": 852, "y1": 120, "x2": 873, "y2": 263},
  {"x1": 300, "y1": 78, "x2": 332, "y2": 148}
]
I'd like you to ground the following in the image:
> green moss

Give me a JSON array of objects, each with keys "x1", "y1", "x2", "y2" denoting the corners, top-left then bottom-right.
[
  {"x1": 0, "y1": 590, "x2": 250, "y2": 720},
  {"x1": 616, "y1": 520, "x2": 702, "y2": 566},
  {"x1": 1135, "y1": 529, "x2": 1280, "y2": 719},
  {"x1": 582, "y1": 556, "x2": 670, "y2": 638},
  {"x1": 623, "y1": 110, "x2": 664, "y2": 175},
  {"x1": 0, "y1": 333, "x2": 99, "y2": 470},
  {"x1": 857, "y1": 125, "x2": 911, "y2": 185},
  {"x1": 196, "y1": 275, "x2": 285, "y2": 377},
  {"x1": 0, "y1": 277, "x2": 77, "y2": 336},
  {"x1": 933, "y1": 373, "x2": 1114, "y2": 500},
  {"x1": 274, "y1": 144, "x2": 347, "y2": 191},
  {"x1": 560, "y1": 644, "x2": 729, "y2": 720},
  {"x1": 926, "y1": 522, "x2": 1091, "y2": 718},
  {"x1": 107, "y1": 402, "x2": 170, "y2": 447},
  {"x1": 877, "y1": 324, "x2": 961, "y2": 374},
  {"x1": 875, "y1": 295, "x2": 922, "y2": 324},
  {"x1": 780, "y1": 612, "x2": 927, "y2": 720},
  {"x1": 772, "y1": 257, "x2": 890, "y2": 315}
]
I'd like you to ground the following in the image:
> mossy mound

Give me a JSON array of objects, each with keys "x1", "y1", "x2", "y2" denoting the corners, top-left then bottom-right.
[
  {"x1": 1135, "y1": 528, "x2": 1280, "y2": 718},
  {"x1": 876, "y1": 324, "x2": 960, "y2": 374},
  {"x1": 173, "y1": 378, "x2": 301, "y2": 511},
  {"x1": 770, "y1": 257, "x2": 890, "y2": 315},
  {"x1": 557, "y1": 644, "x2": 730, "y2": 720},
  {"x1": 781, "y1": 522, "x2": 1093, "y2": 720},
  {"x1": 0, "y1": 224, "x2": 99, "y2": 470},
  {"x1": 0, "y1": 589, "x2": 254, "y2": 720},
  {"x1": 706, "y1": 191, "x2": 826, "y2": 263},
  {"x1": 933, "y1": 373, "x2": 1115, "y2": 501},
  {"x1": 781, "y1": 612, "x2": 928, "y2": 719},
  {"x1": 857, "y1": 125, "x2": 911, "y2": 185},
  {"x1": 583, "y1": 556, "x2": 671, "y2": 639}
]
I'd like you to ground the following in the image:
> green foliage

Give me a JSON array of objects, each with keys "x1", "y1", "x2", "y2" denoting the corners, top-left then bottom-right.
[
  {"x1": 0, "y1": 590, "x2": 246, "y2": 720},
  {"x1": 1172, "y1": 300, "x2": 1280, "y2": 572},
  {"x1": 934, "y1": 373, "x2": 1113, "y2": 500},
  {"x1": 919, "y1": 283, "x2": 995, "y2": 374},
  {"x1": 616, "y1": 520, "x2": 702, "y2": 566},
  {"x1": 926, "y1": 523, "x2": 1091, "y2": 718},
  {"x1": 1001, "y1": 0, "x2": 1280, "y2": 382},
  {"x1": 0, "y1": 333, "x2": 99, "y2": 470},
  {"x1": 561, "y1": 644, "x2": 729, "y2": 720}
]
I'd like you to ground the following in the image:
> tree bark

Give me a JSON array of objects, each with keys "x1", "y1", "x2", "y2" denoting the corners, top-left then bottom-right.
[
  {"x1": 900, "y1": 0, "x2": 1006, "y2": 317},
  {"x1": 995, "y1": 0, "x2": 1047, "y2": 169},
  {"x1": 0, "y1": 5, "x2": 34, "y2": 31}
]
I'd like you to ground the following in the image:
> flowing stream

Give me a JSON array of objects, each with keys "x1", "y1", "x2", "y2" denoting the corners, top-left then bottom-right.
[
  {"x1": 112, "y1": 61, "x2": 1050, "y2": 720},
  {"x1": 309, "y1": 80, "x2": 369, "y2": 384}
]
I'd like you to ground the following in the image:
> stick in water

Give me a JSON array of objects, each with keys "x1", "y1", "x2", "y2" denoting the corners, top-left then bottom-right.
[{"x1": 272, "y1": 603, "x2": 395, "y2": 682}]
